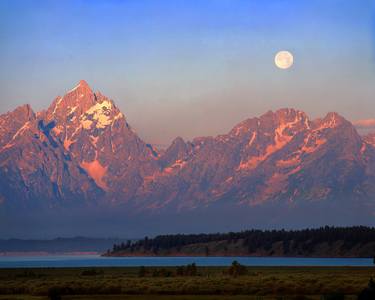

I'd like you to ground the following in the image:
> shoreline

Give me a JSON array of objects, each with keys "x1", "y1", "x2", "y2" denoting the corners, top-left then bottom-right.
[
  {"x1": 103, "y1": 253, "x2": 375, "y2": 259},
  {"x1": 0, "y1": 252, "x2": 100, "y2": 257},
  {"x1": 0, "y1": 252, "x2": 373, "y2": 259}
]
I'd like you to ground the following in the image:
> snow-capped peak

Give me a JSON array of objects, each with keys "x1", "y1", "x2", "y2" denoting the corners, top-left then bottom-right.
[{"x1": 80, "y1": 100, "x2": 117, "y2": 129}]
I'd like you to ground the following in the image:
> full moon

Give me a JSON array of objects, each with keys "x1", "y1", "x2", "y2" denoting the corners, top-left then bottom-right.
[{"x1": 275, "y1": 50, "x2": 293, "y2": 69}]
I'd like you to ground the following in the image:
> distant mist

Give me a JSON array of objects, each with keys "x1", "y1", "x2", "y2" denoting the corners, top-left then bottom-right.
[{"x1": 2, "y1": 199, "x2": 373, "y2": 239}]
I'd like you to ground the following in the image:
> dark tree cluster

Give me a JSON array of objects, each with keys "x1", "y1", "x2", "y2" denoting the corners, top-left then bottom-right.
[
  {"x1": 110, "y1": 226, "x2": 375, "y2": 255},
  {"x1": 226, "y1": 260, "x2": 247, "y2": 277},
  {"x1": 175, "y1": 263, "x2": 197, "y2": 276},
  {"x1": 358, "y1": 277, "x2": 375, "y2": 300}
]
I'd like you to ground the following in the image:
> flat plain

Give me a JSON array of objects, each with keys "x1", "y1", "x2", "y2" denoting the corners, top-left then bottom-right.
[{"x1": 0, "y1": 266, "x2": 374, "y2": 299}]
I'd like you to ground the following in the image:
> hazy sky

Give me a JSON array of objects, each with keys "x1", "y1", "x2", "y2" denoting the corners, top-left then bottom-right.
[{"x1": 1, "y1": 0, "x2": 374, "y2": 145}]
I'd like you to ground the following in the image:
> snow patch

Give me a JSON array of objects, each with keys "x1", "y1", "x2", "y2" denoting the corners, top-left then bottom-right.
[
  {"x1": 237, "y1": 118, "x2": 301, "y2": 170},
  {"x1": 237, "y1": 141, "x2": 285, "y2": 170},
  {"x1": 364, "y1": 135, "x2": 375, "y2": 147},
  {"x1": 81, "y1": 119, "x2": 93, "y2": 129},
  {"x1": 1, "y1": 143, "x2": 14, "y2": 151},
  {"x1": 171, "y1": 159, "x2": 187, "y2": 168},
  {"x1": 67, "y1": 82, "x2": 83, "y2": 93},
  {"x1": 53, "y1": 126, "x2": 63, "y2": 136},
  {"x1": 80, "y1": 101, "x2": 113, "y2": 129},
  {"x1": 113, "y1": 112, "x2": 124, "y2": 121},
  {"x1": 64, "y1": 138, "x2": 75, "y2": 150},
  {"x1": 304, "y1": 118, "x2": 311, "y2": 129},
  {"x1": 90, "y1": 136, "x2": 99, "y2": 147},
  {"x1": 314, "y1": 114, "x2": 340, "y2": 131},
  {"x1": 276, "y1": 156, "x2": 300, "y2": 167},
  {"x1": 1, "y1": 122, "x2": 31, "y2": 151},
  {"x1": 234, "y1": 125, "x2": 245, "y2": 136},
  {"x1": 225, "y1": 176, "x2": 233, "y2": 183},
  {"x1": 68, "y1": 106, "x2": 78, "y2": 115},
  {"x1": 247, "y1": 131, "x2": 257, "y2": 147},
  {"x1": 52, "y1": 97, "x2": 63, "y2": 115},
  {"x1": 12, "y1": 121, "x2": 31, "y2": 140},
  {"x1": 301, "y1": 135, "x2": 326, "y2": 154},
  {"x1": 80, "y1": 160, "x2": 108, "y2": 190},
  {"x1": 162, "y1": 159, "x2": 187, "y2": 174},
  {"x1": 70, "y1": 125, "x2": 82, "y2": 138}
]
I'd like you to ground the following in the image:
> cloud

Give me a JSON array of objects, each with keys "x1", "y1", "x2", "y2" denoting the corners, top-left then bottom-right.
[{"x1": 353, "y1": 119, "x2": 375, "y2": 129}]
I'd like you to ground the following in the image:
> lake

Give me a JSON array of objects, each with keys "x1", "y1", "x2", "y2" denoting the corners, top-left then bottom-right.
[{"x1": 0, "y1": 255, "x2": 373, "y2": 268}]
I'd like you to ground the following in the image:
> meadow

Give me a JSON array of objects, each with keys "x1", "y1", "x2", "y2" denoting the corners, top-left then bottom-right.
[{"x1": 0, "y1": 265, "x2": 374, "y2": 299}]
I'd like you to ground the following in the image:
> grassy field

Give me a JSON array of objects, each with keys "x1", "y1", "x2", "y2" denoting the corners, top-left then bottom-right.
[
  {"x1": 0, "y1": 296, "x2": 344, "y2": 300},
  {"x1": 0, "y1": 266, "x2": 373, "y2": 299}
]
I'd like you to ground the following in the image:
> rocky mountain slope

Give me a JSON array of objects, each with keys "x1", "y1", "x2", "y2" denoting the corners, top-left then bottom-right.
[{"x1": 0, "y1": 81, "x2": 374, "y2": 231}]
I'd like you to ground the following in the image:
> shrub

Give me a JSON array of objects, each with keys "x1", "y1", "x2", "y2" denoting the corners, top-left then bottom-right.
[
  {"x1": 175, "y1": 263, "x2": 197, "y2": 276},
  {"x1": 48, "y1": 287, "x2": 62, "y2": 300},
  {"x1": 80, "y1": 269, "x2": 103, "y2": 276},
  {"x1": 358, "y1": 277, "x2": 375, "y2": 300},
  {"x1": 152, "y1": 268, "x2": 173, "y2": 277},
  {"x1": 185, "y1": 263, "x2": 197, "y2": 276},
  {"x1": 321, "y1": 292, "x2": 345, "y2": 300},
  {"x1": 138, "y1": 266, "x2": 147, "y2": 277},
  {"x1": 227, "y1": 260, "x2": 247, "y2": 277},
  {"x1": 176, "y1": 266, "x2": 185, "y2": 276},
  {"x1": 16, "y1": 270, "x2": 38, "y2": 278}
]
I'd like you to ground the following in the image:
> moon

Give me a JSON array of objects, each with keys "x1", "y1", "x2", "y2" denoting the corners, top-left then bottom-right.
[{"x1": 275, "y1": 51, "x2": 293, "y2": 69}]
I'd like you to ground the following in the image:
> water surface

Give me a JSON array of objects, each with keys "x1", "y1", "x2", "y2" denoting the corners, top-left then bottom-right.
[{"x1": 0, "y1": 255, "x2": 373, "y2": 268}]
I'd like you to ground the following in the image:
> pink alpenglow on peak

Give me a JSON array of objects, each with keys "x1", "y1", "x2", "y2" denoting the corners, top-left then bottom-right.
[
  {"x1": 68, "y1": 80, "x2": 92, "y2": 93},
  {"x1": 0, "y1": 81, "x2": 375, "y2": 232}
]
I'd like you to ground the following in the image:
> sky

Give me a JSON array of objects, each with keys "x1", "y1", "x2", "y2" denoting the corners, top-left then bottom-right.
[{"x1": 1, "y1": 0, "x2": 374, "y2": 145}]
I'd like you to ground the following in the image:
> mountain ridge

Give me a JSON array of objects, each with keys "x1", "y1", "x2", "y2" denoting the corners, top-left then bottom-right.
[{"x1": 1, "y1": 80, "x2": 374, "y2": 235}]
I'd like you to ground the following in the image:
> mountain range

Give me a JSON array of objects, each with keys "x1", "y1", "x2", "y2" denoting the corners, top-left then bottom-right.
[{"x1": 1, "y1": 81, "x2": 374, "y2": 237}]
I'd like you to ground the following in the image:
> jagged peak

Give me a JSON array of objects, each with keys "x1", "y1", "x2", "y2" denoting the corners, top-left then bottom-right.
[
  {"x1": 79, "y1": 79, "x2": 89, "y2": 86},
  {"x1": 163, "y1": 137, "x2": 188, "y2": 154},
  {"x1": 275, "y1": 107, "x2": 307, "y2": 117},
  {"x1": 1, "y1": 104, "x2": 35, "y2": 121},
  {"x1": 171, "y1": 136, "x2": 185, "y2": 145},
  {"x1": 310, "y1": 112, "x2": 353, "y2": 133},
  {"x1": 258, "y1": 108, "x2": 309, "y2": 123},
  {"x1": 324, "y1": 111, "x2": 342, "y2": 119},
  {"x1": 47, "y1": 80, "x2": 96, "y2": 119},
  {"x1": 322, "y1": 112, "x2": 349, "y2": 127},
  {"x1": 230, "y1": 108, "x2": 310, "y2": 137},
  {"x1": 63, "y1": 80, "x2": 95, "y2": 106},
  {"x1": 0, "y1": 104, "x2": 36, "y2": 149},
  {"x1": 230, "y1": 117, "x2": 258, "y2": 136},
  {"x1": 67, "y1": 80, "x2": 92, "y2": 94},
  {"x1": 16, "y1": 103, "x2": 34, "y2": 116},
  {"x1": 43, "y1": 81, "x2": 129, "y2": 136}
]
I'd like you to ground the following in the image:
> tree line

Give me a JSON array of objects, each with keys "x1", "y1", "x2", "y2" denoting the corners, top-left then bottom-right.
[{"x1": 110, "y1": 226, "x2": 375, "y2": 255}]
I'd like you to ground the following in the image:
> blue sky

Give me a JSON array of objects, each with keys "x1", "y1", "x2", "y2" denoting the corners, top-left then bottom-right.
[{"x1": 1, "y1": 0, "x2": 374, "y2": 144}]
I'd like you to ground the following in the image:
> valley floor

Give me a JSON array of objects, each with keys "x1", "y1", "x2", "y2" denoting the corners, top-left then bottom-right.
[
  {"x1": 0, "y1": 296, "x2": 361, "y2": 300},
  {"x1": 0, "y1": 266, "x2": 374, "y2": 299}
]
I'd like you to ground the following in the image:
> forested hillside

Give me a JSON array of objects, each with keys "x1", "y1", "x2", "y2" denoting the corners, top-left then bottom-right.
[{"x1": 107, "y1": 226, "x2": 375, "y2": 258}]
